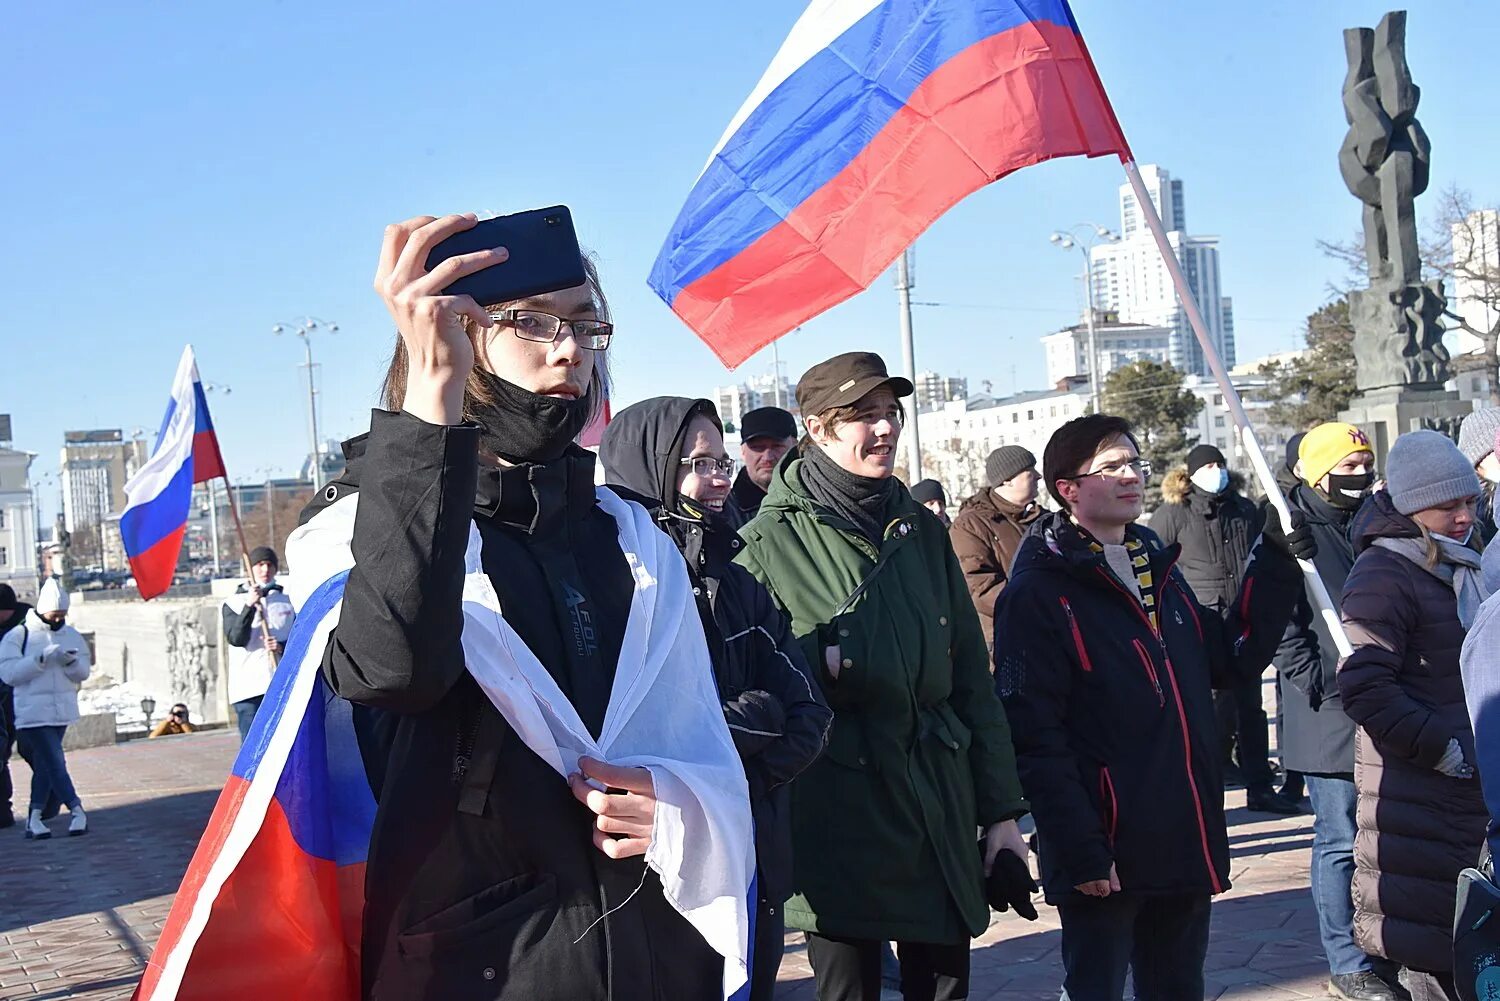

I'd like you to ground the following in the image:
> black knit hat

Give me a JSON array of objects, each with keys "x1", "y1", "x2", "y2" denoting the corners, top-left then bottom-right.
[
  {"x1": 249, "y1": 547, "x2": 279, "y2": 570},
  {"x1": 910, "y1": 479, "x2": 946, "y2": 505},
  {"x1": 1284, "y1": 432, "x2": 1307, "y2": 474},
  {"x1": 739, "y1": 406, "x2": 797, "y2": 443},
  {"x1": 1186, "y1": 444, "x2": 1227, "y2": 476},
  {"x1": 0, "y1": 583, "x2": 15, "y2": 612},
  {"x1": 986, "y1": 446, "x2": 1036, "y2": 488}
]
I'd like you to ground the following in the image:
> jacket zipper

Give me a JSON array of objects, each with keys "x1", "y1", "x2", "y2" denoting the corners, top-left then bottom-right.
[
  {"x1": 1131, "y1": 639, "x2": 1164, "y2": 707},
  {"x1": 1059, "y1": 597, "x2": 1092, "y2": 672},
  {"x1": 1099, "y1": 766, "x2": 1119, "y2": 844},
  {"x1": 1094, "y1": 560, "x2": 1223, "y2": 894}
]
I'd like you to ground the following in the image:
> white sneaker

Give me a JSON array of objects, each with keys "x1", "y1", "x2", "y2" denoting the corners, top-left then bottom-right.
[
  {"x1": 25, "y1": 809, "x2": 50, "y2": 840},
  {"x1": 67, "y1": 806, "x2": 87, "y2": 837}
]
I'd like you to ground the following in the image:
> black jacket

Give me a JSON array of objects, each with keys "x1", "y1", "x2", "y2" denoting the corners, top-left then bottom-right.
[
  {"x1": 1150, "y1": 472, "x2": 1264, "y2": 610},
  {"x1": 727, "y1": 468, "x2": 768, "y2": 529},
  {"x1": 1270, "y1": 483, "x2": 1360, "y2": 774},
  {"x1": 0, "y1": 603, "x2": 32, "y2": 735},
  {"x1": 598, "y1": 397, "x2": 831, "y2": 905},
  {"x1": 993, "y1": 513, "x2": 1301, "y2": 901},
  {"x1": 310, "y1": 410, "x2": 722, "y2": 1001}
]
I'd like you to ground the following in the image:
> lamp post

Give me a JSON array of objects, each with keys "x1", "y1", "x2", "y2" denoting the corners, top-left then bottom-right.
[
  {"x1": 272, "y1": 317, "x2": 338, "y2": 490},
  {"x1": 1049, "y1": 225, "x2": 1119, "y2": 414},
  {"x1": 141, "y1": 695, "x2": 157, "y2": 732},
  {"x1": 894, "y1": 247, "x2": 922, "y2": 478}
]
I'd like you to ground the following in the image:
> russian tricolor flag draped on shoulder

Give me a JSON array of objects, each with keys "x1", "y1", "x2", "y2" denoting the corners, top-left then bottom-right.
[
  {"x1": 121, "y1": 346, "x2": 227, "y2": 599},
  {"x1": 650, "y1": 0, "x2": 1130, "y2": 367}
]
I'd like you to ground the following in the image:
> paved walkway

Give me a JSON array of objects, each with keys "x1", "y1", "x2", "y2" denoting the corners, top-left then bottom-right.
[{"x1": 1, "y1": 732, "x2": 1327, "y2": 1000}]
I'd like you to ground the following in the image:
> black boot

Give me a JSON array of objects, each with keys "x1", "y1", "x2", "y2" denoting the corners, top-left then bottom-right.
[
  {"x1": 1246, "y1": 788, "x2": 1304, "y2": 815},
  {"x1": 1329, "y1": 971, "x2": 1406, "y2": 1001}
]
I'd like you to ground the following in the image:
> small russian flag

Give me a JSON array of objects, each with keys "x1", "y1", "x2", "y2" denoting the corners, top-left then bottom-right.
[{"x1": 120, "y1": 346, "x2": 227, "y2": 600}]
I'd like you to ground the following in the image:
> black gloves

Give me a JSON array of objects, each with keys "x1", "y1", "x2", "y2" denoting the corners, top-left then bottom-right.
[
  {"x1": 979, "y1": 840, "x2": 1039, "y2": 920},
  {"x1": 1262, "y1": 507, "x2": 1317, "y2": 562}
]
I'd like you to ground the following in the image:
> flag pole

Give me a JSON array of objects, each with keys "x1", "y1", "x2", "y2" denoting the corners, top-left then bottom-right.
[
  {"x1": 217, "y1": 468, "x2": 281, "y2": 667},
  {"x1": 1120, "y1": 157, "x2": 1352, "y2": 656}
]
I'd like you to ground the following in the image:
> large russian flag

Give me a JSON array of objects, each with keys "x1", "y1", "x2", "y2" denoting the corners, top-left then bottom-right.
[
  {"x1": 134, "y1": 570, "x2": 372, "y2": 1001},
  {"x1": 650, "y1": 0, "x2": 1130, "y2": 368},
  {"x1": 121, "y1": 347, "x2": 227, "y2": 599}
]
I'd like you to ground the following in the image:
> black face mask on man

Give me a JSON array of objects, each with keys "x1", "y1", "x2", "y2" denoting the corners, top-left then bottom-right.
[{"x1": 1322, "y1": 471, "x2": 1374, "y2": 509}]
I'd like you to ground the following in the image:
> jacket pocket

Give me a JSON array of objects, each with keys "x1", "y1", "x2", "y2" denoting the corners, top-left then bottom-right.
[
  {"x1": 823, "y1": 716, "x2": 874, "y2": 771},
  {"x1": 1131, "y1": 639, "x2": 1165, "y2": 707},
  {"x1": 396, "y1": 872, "x2": 557, "y2": 959},
  {"x1": 1098, "y1": 765, "x2": 1119, "y2": 845},
  {"x1": 1060, "y1": 597, "x2": 1092, "y2": 672}
]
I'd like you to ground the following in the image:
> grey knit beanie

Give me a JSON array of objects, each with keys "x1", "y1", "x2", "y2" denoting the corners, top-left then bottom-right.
[
  {"x1": 1458, "y1": 407, "x2": 1500, "y2": 467},
  {"x1": 986, "y1": 445, "x2": 1036, "y2": 487},
  {"x1": 1385, "y1": 429, "x2": 1482, "y2": 515}
]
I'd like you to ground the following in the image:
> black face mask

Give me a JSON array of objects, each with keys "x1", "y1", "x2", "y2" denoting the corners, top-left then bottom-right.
[
  {"x1": 469, "y1": 369, "x2": 595, "y2": 464},
  {"x1": 1322, "y1": 471, "x2": 1374, "y2": 510},
  {"x1": 46, "y1": 617, "x2": 66, "y2": 631}
]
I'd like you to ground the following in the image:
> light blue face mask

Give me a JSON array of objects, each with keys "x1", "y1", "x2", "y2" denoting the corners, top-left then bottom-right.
[{"x1": 1190, "y1": 466, "x2": 1229, "y2": 494}]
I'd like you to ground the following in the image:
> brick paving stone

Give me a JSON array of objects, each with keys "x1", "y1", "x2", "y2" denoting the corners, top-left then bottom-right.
[{"x1": 0, "y1": 734, "x2": 1347, "y2": 999}]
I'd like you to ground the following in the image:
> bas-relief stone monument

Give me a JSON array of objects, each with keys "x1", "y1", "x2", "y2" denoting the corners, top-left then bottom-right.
[{"x1": 1336, "y1": 10, "x2": 1470, "y2": 456}]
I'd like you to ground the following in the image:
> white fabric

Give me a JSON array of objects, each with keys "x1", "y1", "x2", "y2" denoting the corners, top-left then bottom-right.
[
  {"x1": 122, "y1": 346, "x2": 200, "y2": 513},
  {"x1": 36, "y1": 577, "x2": 69, "y2": 614},
  {"x1": 285, "y1": 489, "x2": 754, "y2": 997},
  {"x1": 221, "y1": 586, "x2": 297, "y2": 704},
  {"x1": 0, "y1": 610, "x2": 92, "y2": 728}
]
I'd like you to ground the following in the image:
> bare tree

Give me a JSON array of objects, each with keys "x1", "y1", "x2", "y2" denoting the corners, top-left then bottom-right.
[{"x1": 1321, "y1": 185, "x2": 1500, "y2": 404}]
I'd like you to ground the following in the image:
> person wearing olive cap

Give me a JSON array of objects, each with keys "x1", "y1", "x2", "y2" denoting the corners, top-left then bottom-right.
[
  {"x1": 729, "y1": 405, "x2": 799, "y2": 527},
  {"x1": 1269, "y1": 423, "x2": 1402, "y2": 1000},
  {"x1": 735, "y1": 351, "x2": 1032, "y2": 1001},
  {"x1": 221, "y1": 546, "x2": 296, "y2": 740}
]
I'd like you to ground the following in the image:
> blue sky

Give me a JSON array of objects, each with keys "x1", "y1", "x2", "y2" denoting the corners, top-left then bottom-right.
[{"x1": 6, "y1": 1, "x2": 1497, "y2": 523}]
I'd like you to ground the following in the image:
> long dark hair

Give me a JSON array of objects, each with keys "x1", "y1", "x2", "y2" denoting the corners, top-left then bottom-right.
[{"x1": 379, "y1": 253, "x2": 611, "y2": 426}]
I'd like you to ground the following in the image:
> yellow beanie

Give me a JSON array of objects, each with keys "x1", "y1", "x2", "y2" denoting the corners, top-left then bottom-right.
[{"x1": 1299, "y1": 422, "x2": 1373, "y2": 486}]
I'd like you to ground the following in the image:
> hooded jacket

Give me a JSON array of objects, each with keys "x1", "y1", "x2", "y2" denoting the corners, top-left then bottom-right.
[
  {"x1": 949, "y1": 488, "x2": 1041, "y2": 651},
  {"x1": 1151, "y1": 468, "x2": 1263, "y2": 610},
  {"x1": 0, "y1": 610, "x2": 92, "y2": 729},
  {"x1": 308, "y1": 409, "x2": 722, "y2": 1001},
  {"x1": 994, "y1": 512, "x2": 1301, "y2": 901},
  {"x1": 1271, "y1": 482, "x2": 1360, "y2": 774},
  {"x1": 734, "y1": 453, "x2": 1028, "y2": 944},
  {"x1": 597, "y1": 397, "x2": 831, "y2": 907},
  {"x1": 1338, "y1": 489, "x2": 1487, "y2": 973}
]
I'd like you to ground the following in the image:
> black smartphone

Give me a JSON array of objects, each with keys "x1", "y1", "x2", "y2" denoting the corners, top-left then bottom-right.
[{"x1": 424, "y1": 205, "x2": 586, "y2": 307}]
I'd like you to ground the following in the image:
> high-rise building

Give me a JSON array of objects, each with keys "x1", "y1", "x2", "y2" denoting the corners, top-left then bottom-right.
[
  {"x1": 1040, "y1": 310, "x2": 1173, "y2": 386},
  {"x1": 914, "y1": 371, "x2": 968, "y2": 413},
  {"x1": 60, "y1": 430, "x2": 147, "y2": 535},
  {"x1": 1090, "y1": 165, "x2": 1234, "y2": 377},
  {"x1": 714, "y1": 372, "x2": 795, "y2": 432}
]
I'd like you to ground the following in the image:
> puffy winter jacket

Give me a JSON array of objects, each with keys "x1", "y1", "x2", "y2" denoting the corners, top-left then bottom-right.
[
  {"x1": 1461, "y1": 544, "x2": 1500, "y2": 864},
  {"x1": 995, "y1": 513, "x2": 1301, "y2": 901},
  {"x1": 1150, "y1": 469, "x2": 1263, "y2": 610},
  {"x1": 1338, "y1": 489, "x2": 1488, "y2": 974},
  {"x1": 0, "y1": 611, "x2": 92, "y2": 729}
]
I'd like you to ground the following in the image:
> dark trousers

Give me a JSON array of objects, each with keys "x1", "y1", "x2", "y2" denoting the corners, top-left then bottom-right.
[
  {"x1": 0, "y1": 690, "x2": 13, "y2": 818},
  {"x1": 748, "y1": 895, "x2": 785, "y2": 1001},
  {"x1": 805, "y1": 933, "x2": 969, "y2": 1001},
  {"x1": 1215, "y1": 673, "x2": 1272, "y2": 791},
  {"x1": 17, "y1": 726, "x2": 80, "y2": 812},
  {"x1": 1057, "y1": 891, "x2": 1212, "y2": 1001},
  {"x1": 233, "y1": 696, "x2": 264, "y2": 741}
]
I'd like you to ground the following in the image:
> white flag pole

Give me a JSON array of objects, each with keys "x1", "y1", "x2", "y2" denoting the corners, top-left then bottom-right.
[{"x1": 1120, "y1": 158, "x2": 1353, "y2": 657}]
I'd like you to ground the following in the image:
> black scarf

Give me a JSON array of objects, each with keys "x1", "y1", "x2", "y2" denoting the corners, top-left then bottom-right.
[
  {"x1": 469, "y1": 369, "x2": 594, "y2": 464},
  {"x1": 800, "y1": 443, "x2": 894, "y2": 544}
]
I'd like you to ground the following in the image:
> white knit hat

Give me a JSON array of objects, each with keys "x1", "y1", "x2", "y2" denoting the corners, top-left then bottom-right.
[{"x1": 36, "y1": 577, "x2": 70, "y2": 615}]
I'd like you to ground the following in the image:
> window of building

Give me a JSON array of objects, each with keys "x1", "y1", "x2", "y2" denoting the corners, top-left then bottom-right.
[
  {"x1": 1213, "y1": 394, "x2": 1223, "y2": 405},
  {"x1": 1050, "y1": 406, "x2": 1057, "y2": 417},
  {"x1": 1012, "y1": 413, "x2": 1019, "y2": 423},
  {"x1": 1215, "y1": 437, "x2": 1227, "y2": 449},
  {"x1": 1027, "y1": 410, "x2": 1034, "y2": 420},
  {"x1": 0, "y1": 509, "x2": 5, "y2": 530},
  {"x1": 1214, "y1": 416, "x2": 1225, "y2": 428},
  {"x1": 0, "y1": 547, "x2": 7, "y2": 567}
]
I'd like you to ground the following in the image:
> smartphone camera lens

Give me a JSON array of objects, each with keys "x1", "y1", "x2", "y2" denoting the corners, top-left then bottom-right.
[{"x1": 545, "y1": 215, "x2": 560, "y2": 226}]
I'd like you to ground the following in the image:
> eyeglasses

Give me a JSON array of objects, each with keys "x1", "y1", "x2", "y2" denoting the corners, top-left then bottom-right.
[
  {"x1": 850, "y1": 407, "x2": 905, "y2": 428},
  {"x1": 680, "y1": 456, "x2": 737, "y2": 479},
  {"x1": 1065, "y1": 457, "x2": 1153, "y2": 482},
  {"x1": 488, "y1": 309, "x2": 613, "y2": 350}
]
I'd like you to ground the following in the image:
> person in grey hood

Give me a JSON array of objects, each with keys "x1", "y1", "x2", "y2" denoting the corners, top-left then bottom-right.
[
  {"x1": 1461, "y1": 541, "x2": 1500, "y2": 867},
  {"x1": 600, "y1": 396, "x2": 832, "y2": 1001}
]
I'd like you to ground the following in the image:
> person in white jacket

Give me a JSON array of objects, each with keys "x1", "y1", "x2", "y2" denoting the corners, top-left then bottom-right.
[
  {"x1": 220, "y1": 546, "x2": 295, "y2": 740},
  {"x1": 0, "y1": 577, "x2": 91, "y2": 839}
]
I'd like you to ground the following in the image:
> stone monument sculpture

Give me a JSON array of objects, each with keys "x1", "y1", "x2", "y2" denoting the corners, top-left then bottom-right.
[{"x1": 1337, "y1": 11, "x2": 1468, "y2": 452}]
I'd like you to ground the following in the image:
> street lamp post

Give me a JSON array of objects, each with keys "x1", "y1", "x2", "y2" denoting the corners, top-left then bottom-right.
[
  {"x1": 894, "y1": 248, "x2": 922, "y2": 478},
  {"x1": 1049, "y1": 225, "x2": 1119, "y2": 414},
  {"x1": 272, "y1": 318, "x2": 338, "y2": 490}
]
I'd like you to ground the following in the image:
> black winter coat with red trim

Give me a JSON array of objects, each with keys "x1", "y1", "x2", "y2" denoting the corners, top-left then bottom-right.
[{"x1": 993, "y1": 513, "x2": 1302, "y2": 902}]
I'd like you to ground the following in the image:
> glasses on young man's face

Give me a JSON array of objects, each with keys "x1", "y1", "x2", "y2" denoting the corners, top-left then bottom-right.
[
  {"x1": 488, "y1": 309, "x2": 613, "y2": 350},
  {"x1": 1066, "y1": 457, "x2": 1153, "y2": 482},
  {"x1": 680, "y1": 456, "x2": 737, "y2": 479}
]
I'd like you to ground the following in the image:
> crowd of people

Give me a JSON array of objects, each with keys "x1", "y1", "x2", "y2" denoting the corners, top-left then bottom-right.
[{"x1": 12, "y1": 214, "x2": 1500, "y2": 1001}]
